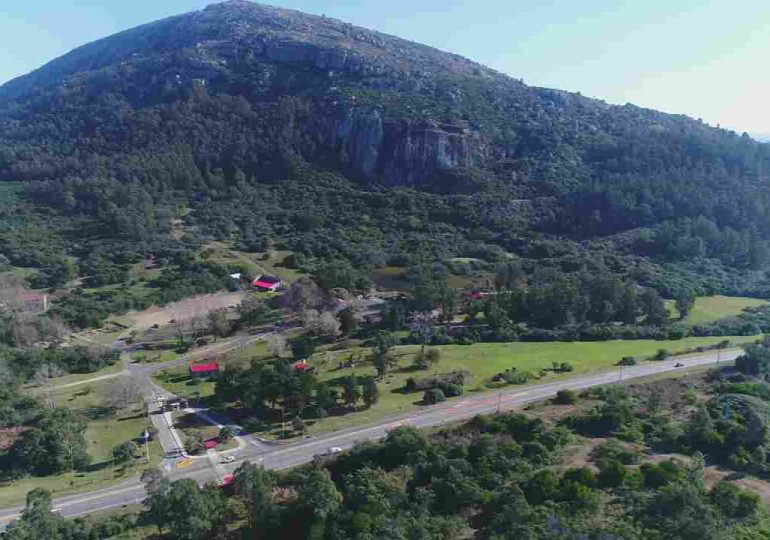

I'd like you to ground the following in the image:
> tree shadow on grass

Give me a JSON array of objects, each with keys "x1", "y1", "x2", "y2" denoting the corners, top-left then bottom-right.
[
  {"x1": 79, "y1": 460, "x2": 114, "y2": 474},
  {"x1": 82, "y1": 406, "x2": 113, "y2": 421}
]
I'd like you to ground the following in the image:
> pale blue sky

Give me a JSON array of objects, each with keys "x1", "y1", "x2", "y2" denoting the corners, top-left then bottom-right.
[{"x1": 1, "y1": 0, "x2": 769, "y2": 135}]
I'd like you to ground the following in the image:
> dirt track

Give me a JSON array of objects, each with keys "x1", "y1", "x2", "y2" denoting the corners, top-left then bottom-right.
[{"x1": 124, "y1": 291, "x2": 249, "y2": 328}]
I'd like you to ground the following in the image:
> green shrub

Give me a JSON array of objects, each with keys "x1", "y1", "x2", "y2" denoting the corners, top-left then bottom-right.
[
  {"x1": 617, "y1": 356, "x2": 637, "y2": 366},
  {"x1": 554, "y1": 389, "x2": 578, "y2": 405},
  {"x1": 423, "y1": 388, "x2": 446, "y2": 404},
  {"x1": 112, "y1": 441, "x2": 138, "y2": 463}
]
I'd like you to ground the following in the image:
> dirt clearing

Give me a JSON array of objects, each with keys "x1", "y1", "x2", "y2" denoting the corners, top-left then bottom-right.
[{"x1": 122, "y1": 291, "x2": 249, "y2": 328}]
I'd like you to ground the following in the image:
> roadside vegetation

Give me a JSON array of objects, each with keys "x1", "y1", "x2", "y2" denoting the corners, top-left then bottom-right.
[{"x1": 17, "y1": 339, "x2": 770, "y2": 539}]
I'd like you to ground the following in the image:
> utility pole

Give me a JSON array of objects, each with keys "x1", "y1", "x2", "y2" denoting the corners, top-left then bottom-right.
[
  {"x1": 496, "y1": 391, "x2": 502, "y2": 413},
  {"x1": 145, "y1": 401, "x2": 151, "y2": 463},
  {"x1": 619, "y1": 363, "x2": 624, "y2": 382}
]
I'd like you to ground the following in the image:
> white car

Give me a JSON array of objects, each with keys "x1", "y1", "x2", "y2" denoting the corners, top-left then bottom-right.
[
  {"x1": 223, "y1": 455, "x2": 236, "y2": 463},
  {"x1": 328, "y1": 446, "x2": 343, "y2": 455}
]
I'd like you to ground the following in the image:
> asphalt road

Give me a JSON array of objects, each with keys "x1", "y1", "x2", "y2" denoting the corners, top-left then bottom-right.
[{"x1": 0, "y1": 347, "x2": 740, "y2": 527}]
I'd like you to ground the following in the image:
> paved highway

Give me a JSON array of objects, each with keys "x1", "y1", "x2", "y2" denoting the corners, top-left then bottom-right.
[{"x1": 0, "y1": 347, "x2": 740, "y2": 527}]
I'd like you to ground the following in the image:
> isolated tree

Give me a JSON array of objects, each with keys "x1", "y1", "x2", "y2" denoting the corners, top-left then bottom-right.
[
  {"x1": 102, "y1": 376, "x2": 143, "y2": 412},
  {"x1": 315, "y1": 383, "x2": 338, "y2": 413},
  {"x1": 675, "y1": 289, "x2": 696, "y2": 320},
  {"x1": 298, "y1": 467, "x2": 342, "y2": 536},
  {"x1": 283, "y1": 276, "x2": 326, "y2": 312},
  {"x1": 641, "y1": 288, "x2": 669, "y2": 325},
  {"x1": 208, "y1": 308, "x2": 232, "y2": 340},
  {"x1": 291, "y1": 335, "x2": 316, "y2": 360},
  {"x1": 143, "y1": 479, "x2": 225, "y2": 540},
  {"x1": 735, "y1": 345, "x2": 770, "y2": 376},
  {"x1": 4, "y1": 488, "x2": 64, "y2": 540},
  {"x1": 338, "y1": 306, "x2": 361, "y2": 335},
  {"x1": 34, "y1": 363, "x2": 64, "y2": 409},
  {"x1": 266, "y1": 333, "x2": 289, "y2": 358},
  {"x1": 371, "y1": 330, "x2": 398, "y2": 379},
  {"x1": 494, "y1": 260, "x2": 525, "y2": 291},
  {"x1": 362, "y1": 378, "x2": 380, "y2": 407},
  {"x1": 185, "y1": 434, "x2": 205, "y2": 455},
  {"x1": 113, "y1": 441, "x2": 139, "y2": 463},
  {"x1": 234, "y1": 462, "x2": 278, "y2": 534},
  {"x1": 343, "y1": 375, "x2": 361, "y2": 410},
  {"x1": 239, "y1": 295, "x2": 279, "y2": 328},
  {"x1": 292, "y1": 416, "x2": 307, "y2": 433},
  {"x1": 301, "y1": 309, "x2": 341, "y2": 338},
  {"x1": 410, "y1": 312, "x2": 436, "y2": 362},
  {"x1": 141, "y1": 468, "x2": 165, "y2": 493},
  {"x1": 218, "y1": 426, "x2": 234, "y2": 443},
  {"x1": 437, "y1": 287, "x2": 459, "y2": 326},
  {"x1": 18, "y1": 408, "x2": 90, "y2": 474}
]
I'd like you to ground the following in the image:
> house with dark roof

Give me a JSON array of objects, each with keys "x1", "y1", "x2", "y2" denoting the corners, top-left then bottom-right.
[{"x1": 251, "y1": 274, "x2": 282, "y2": 292}]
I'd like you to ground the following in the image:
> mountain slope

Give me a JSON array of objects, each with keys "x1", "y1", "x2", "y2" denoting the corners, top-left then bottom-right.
[{"x1": 2, "y1": 0, "x2": 770, "y2": 305}]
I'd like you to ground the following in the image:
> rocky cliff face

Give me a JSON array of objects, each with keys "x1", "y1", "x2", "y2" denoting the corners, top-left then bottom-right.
[
  {"x1": 0, "y1": 1, "x2": 493, "y2": 187},
  {"x1": 329, "y1": 110, "x2": 483, "y2": 186}
]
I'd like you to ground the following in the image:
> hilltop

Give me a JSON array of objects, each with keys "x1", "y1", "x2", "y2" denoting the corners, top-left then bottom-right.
[{"x1": 1, "y1": 1, "x2": 770, "y2": 322}]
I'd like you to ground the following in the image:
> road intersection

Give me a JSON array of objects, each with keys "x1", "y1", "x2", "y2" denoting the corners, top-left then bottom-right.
[{"x1": 0, "y1": 347, "x2": 740, "y2": 527}]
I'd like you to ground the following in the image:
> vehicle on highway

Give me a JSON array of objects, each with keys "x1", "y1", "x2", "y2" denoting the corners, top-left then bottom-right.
[
  {"x1": 328, "y1": 446, "x2": 343, "y2": 454},
  {"x1": 674, "y1": 362, "x2": 684, "y2": 367},
  {"x1": 223, "y1": 455, "x2": 236, "y2": 463}
]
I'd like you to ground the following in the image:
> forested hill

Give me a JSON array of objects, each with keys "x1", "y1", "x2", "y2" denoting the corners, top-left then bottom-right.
[{"x1": 2, "y1": 0, "x2": 770, "y2": 302}]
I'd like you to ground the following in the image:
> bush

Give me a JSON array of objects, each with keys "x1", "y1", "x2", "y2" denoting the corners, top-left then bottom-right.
[
  {"x1": 554, "y1": 389, "x2": 578, "y2": 405},
  {"x1": 438, "y1": 382, "x2": 464, "y2": 397},
  {"x1": 423, "y1": 388, "x2": 446, "y2": 404},
  {"x1": 710, "y1": 480, "x2": 760, "y2": 518},
  {"x1": 617, "y1": 356, "x2": 637, "y2": 366},
  {"x1": 494, "y1": 367, "x2": 531, "y2": 385},
  {"x1": 292, "y1": 417, "x2": 307, "y2": 433},
  {"x1": 595, "y1": 440, "x2": 639, "y2": 464},
  {"x1": 406, "y1": 371, "x2": 470, "y2": 392},
  {"x1": 652, "y1": 349, "x2": 670, "y2": 361},
  {"x1": 552, "y1": 361, "x2": 574, "y2": 373},
  {"x1": 112, "y1": 441, "x2": 138, "y2": 463},
  {"x1": 426, "y1": 348, "x2": 441, "y2": 364},
  {"x1": 184, "y1": 434, "x2": 205, "y2": 455},
  {"x1": 243, "y1": 418, "x2": 269, "y2": 433},
  {"x1": 218, "y1": 426, "x2": 234, "y2": 443},
  {"x1": 597, "y1": 459, "x2": 627, "y2": 488}
]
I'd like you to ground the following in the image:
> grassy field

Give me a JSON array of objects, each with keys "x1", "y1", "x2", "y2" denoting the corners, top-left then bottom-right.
[
  {"x1": 287, "y1": 335, "x2": 760, "y2": 436},
  {"x1": 150, "y1": 333, "x2": 761, "y2": 439},
  {"x1": 0, "y1": 382, "x2": 161, "y2": 508},
  {"x1": 24, "y1": 361, "x2": 125, "y2": 393},
  {"x1": 224, "y1": 338, "x2": 273, "y2": 365},
  {"x1": 665, "y1": 295, "x2": 768, "y2": 325},
  {"x1": 131, "y1": 349, "x2": 183, "y2": 364},
  {"x1": 154, "y1": 368, "x2": 217, "y2": 400},
  {"x1": 203, "y1": 243, "x2": 303, "y2": 284}
]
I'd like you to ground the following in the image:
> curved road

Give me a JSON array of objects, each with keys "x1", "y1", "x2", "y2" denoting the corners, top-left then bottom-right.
[{"x1": 0, "y1": 348, "x2": 740, "y2": 526}]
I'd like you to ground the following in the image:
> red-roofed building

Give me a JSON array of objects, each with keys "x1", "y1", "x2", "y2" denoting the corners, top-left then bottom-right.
[
  {"x1": 189, "y1": 361, "x2": 220, "y2": 377},
  {"x1": 220, "y1": 474, "x2": 235, "y2": 486},
  {"x1": 292, "y1": 360, "x2": 313, "y2": 372},
  {"x1": 204, "y1": 439, "x2": 218, "y2": 450},
  {"x1": 251, "y1": 274, "x2": 282, "y2": 292}
]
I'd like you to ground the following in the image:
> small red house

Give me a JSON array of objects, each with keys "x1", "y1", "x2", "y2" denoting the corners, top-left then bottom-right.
[
  {"x1": 189, "y1": 361, "x2": 220, "y2": 377},
  {"x1": 204, "y1": 439, "x2": 218, "y2": 450},
  {"x1": 251, "y1": 274, "x2": 282, "y2": 292},
  {"x1": 220, "y1": 474, "x2": 235, "y2": 486},
  {"x1": 292, "y1": 360, "x2": 312, "y2": 373}
]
